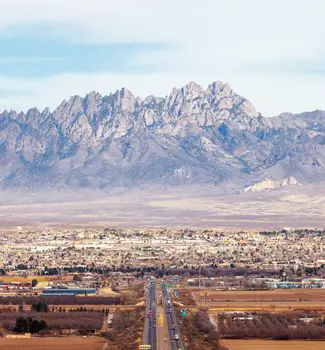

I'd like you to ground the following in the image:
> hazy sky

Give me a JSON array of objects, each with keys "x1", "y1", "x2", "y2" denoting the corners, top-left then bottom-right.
[{"x1": 1, "y1": 0, "x2": 325, "y2": 116}]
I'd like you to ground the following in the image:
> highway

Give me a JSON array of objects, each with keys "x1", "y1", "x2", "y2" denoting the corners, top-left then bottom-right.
[
  {"x1": 142, "y1": 279, "x2": 157, "y2": 350},
  {"x1": 161, "y1": 283, "x2": 186, "y2": 350}
]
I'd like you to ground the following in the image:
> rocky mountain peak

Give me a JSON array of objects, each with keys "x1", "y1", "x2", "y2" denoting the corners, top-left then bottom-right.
[
  {"x1": 110, "y1": 87, "x2": 135, "y2": 113},
  {"x1": 207, "y1": 81, "x2": 231, "y2": 97},
  {"x1": 181, "y1": 81, "x2": 204, "y2": 97},
  {"x1": 0, "y1": 80, "x2": 324, "y2": 190}
]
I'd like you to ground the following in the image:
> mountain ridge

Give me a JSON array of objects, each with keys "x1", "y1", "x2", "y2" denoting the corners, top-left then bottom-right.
[{"x1": 0, "y1": 80, "x2": 325, "y2": 190}]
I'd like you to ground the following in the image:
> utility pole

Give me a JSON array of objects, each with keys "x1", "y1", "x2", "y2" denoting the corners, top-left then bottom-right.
[{"x1": 199, "y1": 266, "x2": 202, "y2": 289}]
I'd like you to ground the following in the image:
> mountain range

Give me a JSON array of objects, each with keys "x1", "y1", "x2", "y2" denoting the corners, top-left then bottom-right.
[{"x1": 1, "y1": 81, "x2": 325, "y2": 191}]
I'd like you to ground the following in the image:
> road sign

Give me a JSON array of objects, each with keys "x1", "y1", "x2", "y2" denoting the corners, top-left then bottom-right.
[
  {"x1": 180, "y1": 308, "x2": 184, "y2": 313},
  {"x1": 181, "y1": 311, "x2": 187, "y2": 317},
  {"x1": 175, "y1": 291, "x2": 179, "y2": 297},
  {"x1": 139, "y1": 345, "x2": 151, "y2": 349}
]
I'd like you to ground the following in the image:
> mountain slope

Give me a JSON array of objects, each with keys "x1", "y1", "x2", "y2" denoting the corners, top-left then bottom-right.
[{"x1": 0, "y1": 81, "x2": 325, "y2": 190}]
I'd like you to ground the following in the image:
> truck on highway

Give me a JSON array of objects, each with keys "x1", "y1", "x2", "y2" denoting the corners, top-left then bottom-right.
[{"x1": 174, "y1": 333, "x2": 179, "y2": 340}]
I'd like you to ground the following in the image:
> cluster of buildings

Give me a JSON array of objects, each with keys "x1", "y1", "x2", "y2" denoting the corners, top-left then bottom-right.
[
  {"x1": 0, "y1": 270, "x2": 117, "y2": 297},
  {"x1": 0, "y1": 227, "x2": 324, "y2": 290},
  {"x1": 250, "y1": 277, "x2": 325, "y2": 289}
]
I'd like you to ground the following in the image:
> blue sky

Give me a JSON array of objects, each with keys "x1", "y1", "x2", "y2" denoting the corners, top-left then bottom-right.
[
  {"x1": 0, "y1": 31, "x2": 166, "y2": 77},
  {"x1": 1, "y1": 0, "x2": 325, "y2": 116}
]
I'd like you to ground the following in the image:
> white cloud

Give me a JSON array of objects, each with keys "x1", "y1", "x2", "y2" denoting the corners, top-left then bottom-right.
[{"x1": 1, "y1": 0, "x2": 325, "y2": 114}]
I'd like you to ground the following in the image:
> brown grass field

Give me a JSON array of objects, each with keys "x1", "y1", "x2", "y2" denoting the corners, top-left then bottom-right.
[
  {"x1": 204, "y1": 302, "x2": 325, "y2": 313},
  {"x1": 221, "y1": 339, "x2": 325, "y2": 350},
  {"x1": 206, "y1": 301, "x2": 325, "y2": 313},
  {"x1": 193, "y1": 289, "x2": 325, "y2": 302},
  {"x1": 192, "y1": 289, "x2": 325, "y2": 312},
  {"x1": 0, "y1": 276, "x2": 50, "y2": 283},
  {"x1": 0, "y1": 336, "x2": 106, "y2": 349}
]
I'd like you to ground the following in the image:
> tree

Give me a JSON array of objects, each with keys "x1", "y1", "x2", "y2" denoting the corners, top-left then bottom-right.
[
  {"x1": 30, "y1": 319, "x2": 41, "y2": 333},
  {"x1": 195, "y1": 309, "x2": 214, "y2": 333},
  {"x1": 14, "y1": 317, "x2": 47, "y2": 334},
  {"x1": 39, "y1": 320, "x2": 47, "y2": 330},
  {"x1": 30, "y1": 319, "x2": 47, "y2": 333},
  {"x1": 73, "y1": 274, "x2": 82, "y2": 282},
  {"x1": 14, "y1": 317, "x2": 28, "y2": 333},
  {"x1": 31, "y1": 279, "x2": 38, "y2": 287},
  {"x1": 32, "y1": 301, "x2": 48, "y2": 312}
]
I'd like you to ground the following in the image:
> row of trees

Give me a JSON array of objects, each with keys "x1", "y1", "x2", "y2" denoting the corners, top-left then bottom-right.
[
  {"x1": 6, "y1": 263, "x2": 277, "y2": 278},
  {"x1": 259, "y1": 229, "x2": 325, "y2": 236},
  {"x1": 0, "y1": 295, "x2": 120, "y2": 305},
  {"x1": 179, "y1": 308, "x2": 227, "y2": 350},
  {"x1": 15, "y1": 316, "x2": 47, "y2": 333},
  {"x1": 1, "y1": 311, "x2": 103, "y2": 331},
  {"x1": 31, "y1": 302, "x2": 48, "y2": 312},
  {"x1": 19, "y1": 301, "x2": 110, "y2": 314},
  {"x1": 52, "y1": 307, "x2": 110, "y2": 314},
  {"x1": 105, "y1": 306, "x2": 145, "y2": 350},
  {"x1": 219, "y1": 312, "x2": 325, "y2": 340}
]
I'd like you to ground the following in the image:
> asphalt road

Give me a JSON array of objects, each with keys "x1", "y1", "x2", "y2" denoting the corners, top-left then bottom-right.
[
  {"x1": 143, "y1": 279, "x2": 157, "y2": 350},
  {"x1": 161, "y1": 283, "x2": 186, "y2": 350}
]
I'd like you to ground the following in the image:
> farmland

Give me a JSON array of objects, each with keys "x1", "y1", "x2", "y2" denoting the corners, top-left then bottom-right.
[
  {"x1": 0, "y1": 276, "x2": 50, "y2": 284},
  {"x1": 221, "y1": 339, "x2": 325, "y2": 350},
  {"x1": 193, "y1": 289, "x2": 325, "y2": 303},
  {"x1": 0, "y1": 336, "x2": 106, "y2": 350},
  {"x1": 0, "y1": 311, "x2": 104, "y2": 331},
  {"x1": 192, "y1": 289, "x2": 325, "y2": 312},
  {"x1": 178, "y1": 288, "x2": 325, "y2": 343},
  {"x1": 206, "y1": 301, "x2": 325, "y2": 313},
  {"x1": 219, "y1": 311, "x2": 325, "y2": 340}
]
